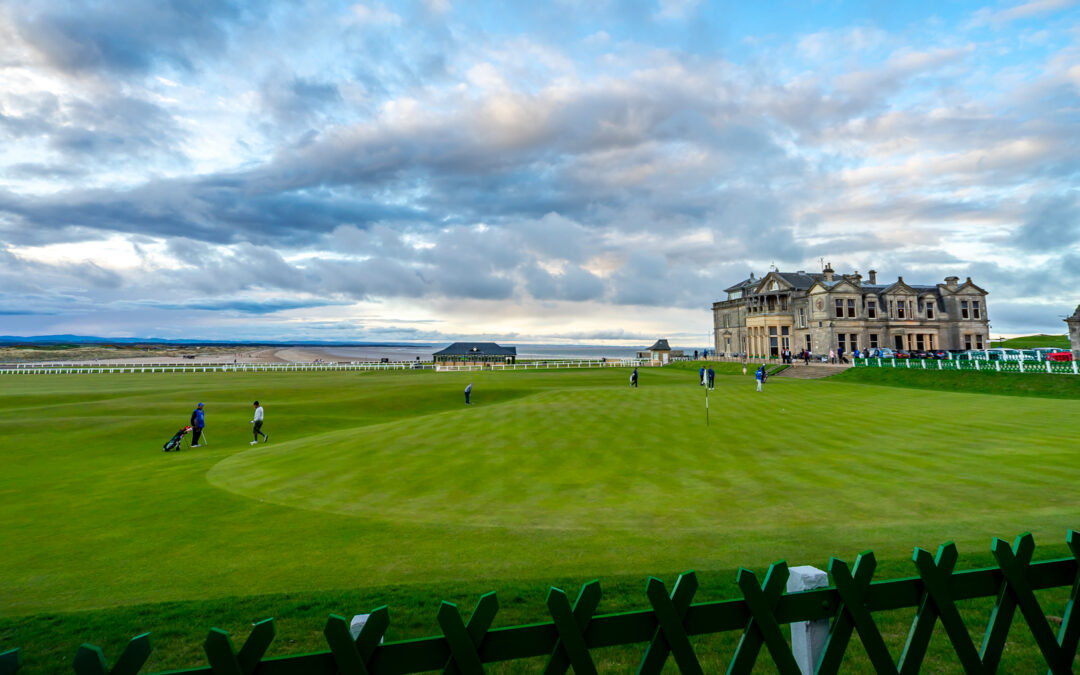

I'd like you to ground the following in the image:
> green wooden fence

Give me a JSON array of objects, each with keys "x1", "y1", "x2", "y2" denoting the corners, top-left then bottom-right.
[{"x1": 2, "y1": 532, "x2": 1078, "y2": 674}]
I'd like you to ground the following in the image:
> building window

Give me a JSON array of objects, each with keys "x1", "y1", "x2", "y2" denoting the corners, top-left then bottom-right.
[
  {"x1": 847, "y1": 299, "x2": 856, "y2": 318},
  {"x1": 870, "y1": 334, "x2": 879, "y2": 348},
  {"x1": 926, "y1": 302, "x2": 934, "y2": 319},
  {"x1": 867, "y1": 301, "x2": 876, "y2": 319},
  {"x1": 835, "y1": 299, "x2": 844, "y2": 318},
  {"x1": 838, "y1": 334, "x2": 846, "y2": 351},
  {"x1": 769, "y1": 326, "x2": 777, "y2": 336},
  {"x1": 973, "y1": 301, "x2": 981, "y2": 319},
  {"x1": 798, "y1": 308, "x2": 806, "y2": 327},
  {"x1": 975, "y1": 334, "x2": 984, "y2": 349},
  {"x1": 805, "y1": 335, "x2": 812, "y2": 351},
  {"x1": 781, "y1": 326, "x2": 789, "y2": 336},
  {"x1": 961, "y1": 300, "x2": 969, "y2": 319},
  {"x1": 849, "y1": 334, "x2": 858, "y2": 350},
  {"x1": 897, "y1": 300, "x2": 905, "y2": 319},
  {"x1": 916, "y1": 334, "x2": 925, "y2": 350},
  {"x1": 964, "y1": 334, "x2": 972, "y2": 350}
]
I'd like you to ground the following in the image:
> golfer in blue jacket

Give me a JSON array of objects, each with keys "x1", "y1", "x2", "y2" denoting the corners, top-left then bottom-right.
[{"x1": 190, "y1": 402, "x2": 206, "y2": 446}]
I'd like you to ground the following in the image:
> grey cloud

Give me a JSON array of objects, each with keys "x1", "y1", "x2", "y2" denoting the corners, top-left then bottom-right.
[
  {"x1": 1011, "y1": 192, "x2": 1080, "y2": 252},
  {"x1": 2, "y1": 163, "x2": 87, "y2": 179},
  {"x1": 14, "y1": 0, "x2": 241, "y2": 75},
  {"x1": 521, "y1": 263, "x2": 604, "y2": 302},
  {"x1": 122, "y1": 297, "x2": 347, "y2": 315},
  {"x1": 1, "y1": 91, "x2": 183, "y2": 164},
  {"x1": 259, "y1": 75, "x2": 343, "y2": 130}
]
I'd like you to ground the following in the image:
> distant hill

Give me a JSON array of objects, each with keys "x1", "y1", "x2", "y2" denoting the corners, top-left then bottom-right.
[
  {"x1": 990, "y1": 334, "x2": 1069, "y2": 349},
  {"x1": 0, "y1": 335, "x2": 432, "y2": 347}
]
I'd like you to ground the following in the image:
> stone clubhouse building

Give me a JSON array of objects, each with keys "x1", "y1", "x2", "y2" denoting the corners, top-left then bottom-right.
[{"x1": 712, "y1": 264, "x2": 990, "y2": 359}]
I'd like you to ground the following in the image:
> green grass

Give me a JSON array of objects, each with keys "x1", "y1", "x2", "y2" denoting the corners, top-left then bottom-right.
[
  {"x1": 2, "y1": 366, "x2": 1079, "y2": 671},
  {"x1": 837, "y1": 365, "x2": 1080, "y2": 398},
  {"x1": 990, "y1": 334, "x2": 1070, "y2": 349}
]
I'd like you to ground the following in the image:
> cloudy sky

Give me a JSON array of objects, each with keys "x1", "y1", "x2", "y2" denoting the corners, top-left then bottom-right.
[{"x1": 1, "y1": 0, "x2": 1078, "y2": 343}]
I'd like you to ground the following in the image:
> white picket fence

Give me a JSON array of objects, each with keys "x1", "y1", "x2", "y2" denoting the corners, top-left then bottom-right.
[
  {"x1": 0, "y1": 359, "x2": 648, "y2": 375},
  {"x1": 854, "y1": 357, "x2": 1080, "y2": 375}
]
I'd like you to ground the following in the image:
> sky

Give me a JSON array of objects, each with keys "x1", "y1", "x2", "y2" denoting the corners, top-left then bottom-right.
[{"x1": 0, "y1": 0, "x2": 1078, "y2": 344}]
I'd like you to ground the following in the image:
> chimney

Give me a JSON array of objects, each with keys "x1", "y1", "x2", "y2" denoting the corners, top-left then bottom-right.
[
  {"x1": 823, "y1": 262, "x2": 834, "y2": 282},
  {"x1": 853, "y1": 271, "x2": 862, "y2": 286},
  {"x1": 945, "y1": 276, "x2": 959, "y2": 289},
  {"x1": 898, "y1": 276, "x2": 904, "y2": 284},
  {"x1": 868, "y1": 269, "x2": 877, "y2": 284}
]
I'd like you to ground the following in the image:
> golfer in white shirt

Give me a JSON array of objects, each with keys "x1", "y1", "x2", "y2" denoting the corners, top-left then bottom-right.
[{"x1": 250, "y1": 401, "x2": 268, "y2": 444}]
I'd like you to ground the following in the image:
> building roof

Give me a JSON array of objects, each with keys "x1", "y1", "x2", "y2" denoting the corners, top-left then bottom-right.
[
  {"x1": 648, "y1": 339, "x2": 671, "y2": 351},
  {"x1": 723, "y1": 276, "x2": 757, "y2": 293},
  {"x1": 776, "y1": 271, "x2": 823, "y2": 290},
  {"x1": 432, "y1": 342, "x2": 517, "y2": 357}
]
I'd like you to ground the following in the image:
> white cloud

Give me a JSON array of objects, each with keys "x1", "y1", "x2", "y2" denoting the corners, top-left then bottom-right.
[
  {"x1": 970, "y1": 0, "x2": 1078, "y2": 27},
  {"x1": 655, "y1": 0, "x2": 701, "y2": 21},
  {"x1": 349, "y1": 4, "x2": 402, "y2": 26}
]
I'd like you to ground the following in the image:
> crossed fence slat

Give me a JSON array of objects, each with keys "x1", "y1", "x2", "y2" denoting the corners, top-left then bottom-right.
[{"x1": 6, "y1": 532, "x2": 1080, "y2": 675}]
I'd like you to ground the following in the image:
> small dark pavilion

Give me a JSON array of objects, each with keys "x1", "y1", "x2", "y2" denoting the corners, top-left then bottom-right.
[{"x1": 433, "y1": 342, "x2": 517, "y2": 364}]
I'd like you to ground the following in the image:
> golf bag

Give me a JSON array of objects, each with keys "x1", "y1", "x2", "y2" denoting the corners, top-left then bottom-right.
[{"x1": 163, "y1": 425, "x2": 193, "y2": 452}]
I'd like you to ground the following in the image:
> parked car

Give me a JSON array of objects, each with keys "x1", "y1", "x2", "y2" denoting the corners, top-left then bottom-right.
[
  {"x1": 876, "y1": 348, "x2": 896, "y2": 358},
  {"x1": 1047, "y1": 351, "x2": 1074, "y2": 362},
  {"x1": 913, "y1": 350, "x2": 931, "y2": 359},
  {"x1": 930, "y1": 350, "x2": 949, "y2": 359},
  {"x1": 895, "y1": 350, "x2": 913, "y2": 358}
]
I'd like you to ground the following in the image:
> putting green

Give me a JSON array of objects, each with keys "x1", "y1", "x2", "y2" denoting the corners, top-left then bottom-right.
[
  {"x1": 208, "y1": 375, "x2": 1080, "y2": 535},
  {"x1": 2, "y1": 366, "x2": 1079, "y2": 617}
]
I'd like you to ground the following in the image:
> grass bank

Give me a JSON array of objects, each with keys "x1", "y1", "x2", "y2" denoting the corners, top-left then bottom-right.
[{"x1": 836, "y1": 365, "x2": 1080, "y2": 399}]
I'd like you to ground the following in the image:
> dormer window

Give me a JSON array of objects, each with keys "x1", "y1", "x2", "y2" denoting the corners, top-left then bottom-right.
[
  {"x1": 835, "y1": 299, "x2": 844, "y2": 318},
  {"x1": 897, "y1": 301, "x2": 906, "y2": 319},
  {"x1": 867, "y1": 300, "x2": 877, "y2": 318},
  {"x1": 961, "y1": 300, "x2": 969, "y2": 319},
  {"x1": 972, "y1": 300, "x2": 980, "y2": 319},
  {"x1": 847, "y1": 299, "x2": 856, "y2": 318},
  {"x1": 926, "y1": 301, "x2": 934, "y2": 319}
]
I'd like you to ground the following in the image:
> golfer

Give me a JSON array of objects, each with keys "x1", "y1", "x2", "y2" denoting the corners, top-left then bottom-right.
[
  {"x1": 190, "y1": 402, "x2": 205, "y2": 446},
  {"x1": 630, "y1": 368, "x2": 639, "y2": 388},
  {"x1": 250, "y1": 401, "x2": 268, "y2": 444},
  {"x1": 464, "y1": 383, "x2": 473, "y2": 405},
  {"x1": 755, "y1": 366, "x2": 765, "y2": 392}
]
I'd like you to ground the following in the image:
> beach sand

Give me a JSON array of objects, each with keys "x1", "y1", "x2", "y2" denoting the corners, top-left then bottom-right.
[{"x1": 0, "y1": 345, "x2": 349, "y2": 366}]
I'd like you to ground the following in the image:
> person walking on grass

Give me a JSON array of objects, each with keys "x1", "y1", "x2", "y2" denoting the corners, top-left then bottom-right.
[
  {"x1": 699, "y1": 365, "x2": 706, "y2": 386},
  {"x1": 707, "y1": 366, "x2": 715, "y2": 390},
  {"x1": 250, "y1": 401, "x2": 268, "y2": 445},
  {"x1": 190, "y1": 402, "x2": 205, "y2": 447},
  {"x1": 755, "y1": 365, "x2": 765, "y2": 392},
  {"x1": 630, "y1": 368, "x2": 639, "y2": 388},
  {"x1": 464, "y1": 382, "x2": 473, "y2": 405}
]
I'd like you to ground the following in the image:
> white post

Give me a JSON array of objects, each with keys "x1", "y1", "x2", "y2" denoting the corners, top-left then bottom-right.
[
  {"x1": 787, "y1": 566, "x2": 829, "y2": 674},
  {"x1": 349, "y1": 614, "x2": 384, "y2": 644}
]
